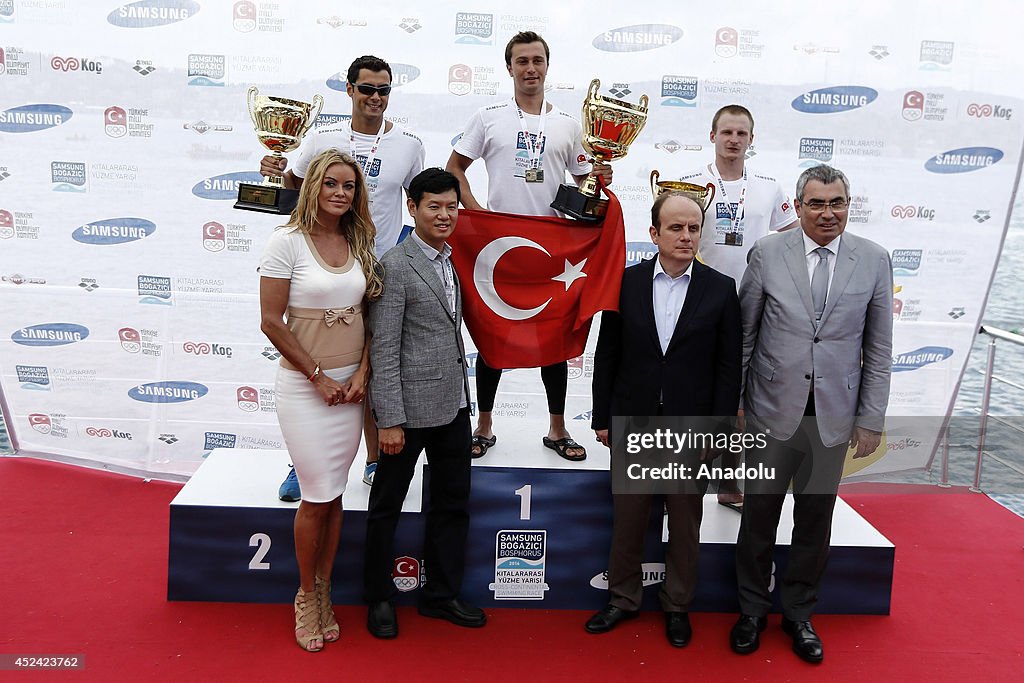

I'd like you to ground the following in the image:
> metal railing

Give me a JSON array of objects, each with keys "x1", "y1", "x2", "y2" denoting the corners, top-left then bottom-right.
[{"x1": 940, "y1": 324, "x2": 1024, "y2": 491}]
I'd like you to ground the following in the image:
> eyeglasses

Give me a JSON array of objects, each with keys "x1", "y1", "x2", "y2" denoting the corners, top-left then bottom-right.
[
  {"x1": 801, "y1": 198, "x2": 849, "y2": 212},
  {"x1": 350, "y1": 82, "x2": 392, "y2": 97}
]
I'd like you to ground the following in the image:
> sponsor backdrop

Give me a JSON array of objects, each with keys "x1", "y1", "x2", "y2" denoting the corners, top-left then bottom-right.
[{"x1": 1, "y1": 0, "x2": 1023, "y2": 480}]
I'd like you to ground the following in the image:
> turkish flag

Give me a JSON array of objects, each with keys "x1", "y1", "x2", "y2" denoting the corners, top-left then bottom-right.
[{"x1": 450, "y1": 186, "x2": 625, "y2": 369}]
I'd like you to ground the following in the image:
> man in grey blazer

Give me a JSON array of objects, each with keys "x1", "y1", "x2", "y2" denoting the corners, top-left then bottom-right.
[
  {"x1": 730, "y1": 165, "x2": 893, "y2": 663},
  {"x1": 364, "y1": 168, "x2": 486, "y2": 638}
]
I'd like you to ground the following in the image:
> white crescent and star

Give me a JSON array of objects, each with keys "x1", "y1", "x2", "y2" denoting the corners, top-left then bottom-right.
[{"x1": 473, "y1": 236, "x2": 588, "y2": 321}]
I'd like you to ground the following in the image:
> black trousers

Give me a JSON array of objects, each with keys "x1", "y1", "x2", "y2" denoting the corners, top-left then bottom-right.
[
  {"x1": 363, "y1": 408, "x2": 472, "y2": 604},
  {"x1": 735, "y1": 394, "x2": 846, "y2": 620},
  {"x1": 475, "y1": 357, "x2": 567, "y2": 414}
]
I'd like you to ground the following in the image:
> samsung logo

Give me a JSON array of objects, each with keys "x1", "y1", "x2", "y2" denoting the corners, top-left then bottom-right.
[
  {"x1": 925, "y1": 147, "x2": 1003, "y2": 174},
  {"x1": 791, "y1": 86, "x2": 877, "y2": 114},
  {"x1": 73, "y1": 217, "x2": 156, "y2": 245},
  {"x1": 593, "y1": 24, "x2": 683, "y2": 53},
  {"x1": 108, "y1": 0, "x2": 199, "y2": 28},
  {"x1": 129, "y1": 380, "x2": 208, "y2": 403},
  {"x1": 391, "y1": 63, "x2": 421, "y2": 86},
  {"x1": 12, "y1": 323, "x2": 89, "y2": 347},
  {"x1": 892, "y1": 346, "x2": 953, "y2": 372},
  {"x1": 191, "y1": 171, "x2": 264, "y2": 199},
  {"x1": 0, "y1": 105, "x2": 74, "y2": 133},
  {"x1": 626, "y1": 242, "x2": 657, "y2": 267}
]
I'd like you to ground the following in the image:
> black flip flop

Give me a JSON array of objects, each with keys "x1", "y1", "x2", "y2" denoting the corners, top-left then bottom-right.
[
  {"x1": 542, "y1": 436, "x2": 587, "y2": 462},
  {"x1": 471, "y1": 434, "x2": 496, "y2": 459}
]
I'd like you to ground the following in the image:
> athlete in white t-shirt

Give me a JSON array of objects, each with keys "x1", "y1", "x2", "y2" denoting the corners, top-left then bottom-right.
[
  {"x1": 446, "y1": 32, "x2": 612, "y2": 463},
  {"x1": 681, "y1": 105, "x2": 798, "y2": 510},
  {"x1": 261, "y1": 55, "x2": 423, "y2": 495}
]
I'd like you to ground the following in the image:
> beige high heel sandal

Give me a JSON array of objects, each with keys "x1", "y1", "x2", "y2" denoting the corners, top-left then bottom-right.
[
  {"x1": 315, "y1": 576, "x2": 340, "y2": 642},
  {"x1": 294, "y1": 587, "x2": 323, "y2": 652}
]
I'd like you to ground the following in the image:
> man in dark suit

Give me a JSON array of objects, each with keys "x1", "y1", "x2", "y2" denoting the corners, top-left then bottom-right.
[
  {"x1": 586, "y1": 192, "x2": 742, "y2": 647},
  {"x1": 364, "y1": 168, "x2": 486, "y2": 638},
  {"x1": 730, "y1": 164, "x2": 893, "y2": 663}
]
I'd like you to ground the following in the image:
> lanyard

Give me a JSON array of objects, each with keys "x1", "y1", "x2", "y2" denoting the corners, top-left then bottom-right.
[
  {"x1": 513, "y1": 98, "x2": 547, "y2": 170},
  {"x1": 709, "y1": 162, "x2": 747, "y2": 235},
  {"x1": 441, "y1": 253, "x2": 456, "y2": 313},
  {"x1": 350, "y1": 118, "x2": 385, "y2": 177}
]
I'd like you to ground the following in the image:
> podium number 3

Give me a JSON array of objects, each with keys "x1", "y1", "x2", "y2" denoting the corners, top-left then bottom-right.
[
  {"x1": 249, "y1": 533, "x2": 271, "y2": 570},
  {"x1": 515, "y1": 485, "x2": 532, "y2": 520}
]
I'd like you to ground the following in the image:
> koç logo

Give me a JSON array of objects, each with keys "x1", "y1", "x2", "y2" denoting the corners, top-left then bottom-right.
[
  {"x1": 791, "y1": 86, "x2": 877, "y2": 114},
  {"x1": 12, "y1": 323, "x2": 89, "y2": 347},
  {"x1": 107, "y1": 0, "x2": 199, "y2": 28},
  {"x1": 128, "y1": 380, "x2": 208, "y2": 403},
  {"x1": 0, "y1": 104, "x2": 73, "y2": 133},
  {"x1": 593, "y1": 24, "x2": 683, "y2": 52},
  {"x1": 892, "y1": 346, "x2": 953, "y2": 372},
  {"x1": 925, "y1": 147, "x2": 1003, "y2": 174},
  {"x1": 191, "y1": 171, "x2": 263, "y2": 199},
  {"x1": 73, "y1": 217, "x2": 156, "y2": 245}
]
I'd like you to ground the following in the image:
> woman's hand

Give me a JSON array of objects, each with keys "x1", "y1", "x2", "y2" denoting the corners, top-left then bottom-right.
[
  {"x1": 313, "y1": 373, "x2": 347, "y2": 406},
  {"x1": 340, "y1": 367, "x2": 368, "y2": 404}
]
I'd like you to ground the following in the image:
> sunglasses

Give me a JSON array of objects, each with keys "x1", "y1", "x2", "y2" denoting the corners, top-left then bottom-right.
[{"x1": 350, "y1": 82, "x2": 392, "y2": 97}]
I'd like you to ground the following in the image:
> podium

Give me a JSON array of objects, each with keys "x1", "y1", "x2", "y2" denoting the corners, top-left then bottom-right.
[{"x1": 168, "y1": 447, "x2": 894, "y2": 613}]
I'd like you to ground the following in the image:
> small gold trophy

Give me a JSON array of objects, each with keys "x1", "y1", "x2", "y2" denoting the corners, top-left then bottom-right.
[
  {"x1": 649, "y1": 169, "x2": 716, "y2": 209},
  {"x1": 234, "y1": 86, "x2": 324, "y2": 214},
  {"x1": 551, "y1": 79, "x2": 648, "y2": 222}
]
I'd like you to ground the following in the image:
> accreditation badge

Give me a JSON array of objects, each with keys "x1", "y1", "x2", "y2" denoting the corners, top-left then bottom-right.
[{"x1": 525, "y1": 168, "x2": 545, "y2": 183}]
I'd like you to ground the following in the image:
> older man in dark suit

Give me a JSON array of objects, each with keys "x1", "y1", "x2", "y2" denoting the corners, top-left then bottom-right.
[
  {"x1": 586, "y1": 192, "x2": 742, "y2": 647},
  {"x1": 730, "y1": 164, "x2": 893, "y2": 663}
]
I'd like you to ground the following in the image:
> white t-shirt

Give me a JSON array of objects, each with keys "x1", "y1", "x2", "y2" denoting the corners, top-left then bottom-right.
[
  {"x1": 679, "y1": 164, "x2": 796, "y2": 284},
  {"x1": 291, "y1": 122, "x2": 424, "y2": 256},
  {"x1": 454, "y1": 100, "x2": 591, "y2": 217},
  {"x1": 259, "y1": 227, "x2": 366, "y2": 309}
]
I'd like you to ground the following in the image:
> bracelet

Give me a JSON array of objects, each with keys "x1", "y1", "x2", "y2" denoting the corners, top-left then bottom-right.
[{"x1": 307, "y1": 363, "x2": 321, "y2": 382}]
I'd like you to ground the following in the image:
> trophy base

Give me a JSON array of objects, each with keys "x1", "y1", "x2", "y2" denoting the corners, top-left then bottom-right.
[
  {"x1": 550, "y1": 184, "x2": 606, "y2": 224},
  {"x1": 234, "y1": 183, "x2": 298, "y2": 215}
]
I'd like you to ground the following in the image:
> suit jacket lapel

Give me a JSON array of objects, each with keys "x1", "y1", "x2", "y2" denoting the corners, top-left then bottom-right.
[
  {"x1": 640, "y1": 258, "x2": 662, "y2": 356},
  {"x1": 819, "y1": 236, "x2": 858, "y2": 325},
  {"x1": 782, "y1": 229, "x2": 816, "y2": 322},
  {"x1": 404, "y1": 239, "x2": 456, "y2": 322}
]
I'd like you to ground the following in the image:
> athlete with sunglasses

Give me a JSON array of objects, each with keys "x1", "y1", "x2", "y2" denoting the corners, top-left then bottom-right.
[{"x1": 261, "y1": 55, "x2": 425, "y2": 498}]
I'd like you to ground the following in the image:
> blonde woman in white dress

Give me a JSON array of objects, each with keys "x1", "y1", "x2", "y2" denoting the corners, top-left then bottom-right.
[{"x1": 259, "y1": 150, "x2": 383, "y2": 651}]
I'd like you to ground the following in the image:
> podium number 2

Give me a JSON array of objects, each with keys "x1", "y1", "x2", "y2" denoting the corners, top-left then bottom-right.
[
  {"x1": 249, "y1": 533, "x2": 271, "y2": 570},
  {"x1": 515, "y1": 485, "x2": 532, "y2": 520}
]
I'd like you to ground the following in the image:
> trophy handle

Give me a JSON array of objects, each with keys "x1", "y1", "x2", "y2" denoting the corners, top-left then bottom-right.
[
  {"x1": 638, "y1": 94, "x2": 649, "y2": 111},
  {"x1": 650, "y1": 169, "x2": 661, "y2": 197},
  {"x1": 246, "y1": 86, "x2": 260, "y2": 126},
  {"x1": 703, "y1": 182, "x2": 716, "y2": 211},
  {"x1": 587, "y1": 78, "x2": 601, "y2": 102},
  {"x1": 300, "y1": 93, "x2": 325, "y2": 138}
]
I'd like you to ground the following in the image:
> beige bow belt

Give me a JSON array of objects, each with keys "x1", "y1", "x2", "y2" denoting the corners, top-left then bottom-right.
[
  {"x1": 287, "y1": 304, "x2": 362, "y2": 327},
  {"x1": 281, "y1": 304, "x2": 364, "y2": 372}
]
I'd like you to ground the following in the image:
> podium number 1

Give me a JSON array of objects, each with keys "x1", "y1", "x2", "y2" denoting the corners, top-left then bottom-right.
[{"x1": 515, "y1": 484, "x2": 532, "y2": 520}]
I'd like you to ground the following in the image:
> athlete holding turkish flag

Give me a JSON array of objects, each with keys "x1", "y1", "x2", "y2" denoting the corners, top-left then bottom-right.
[{"x1": 446, "y1": 31, "x2": 619, "y2": 462}]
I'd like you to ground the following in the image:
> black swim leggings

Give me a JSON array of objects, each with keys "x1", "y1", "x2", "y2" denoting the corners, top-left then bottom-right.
[{"x1": 474, "y1": 357, "x2": 568, "y2": 415}]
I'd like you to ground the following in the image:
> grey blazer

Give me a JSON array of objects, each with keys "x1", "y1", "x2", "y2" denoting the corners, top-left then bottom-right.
[
  {"x1": 369, "y1": 237, "x2": 470, "y2": 430},
  {"x1": 739, "y1": 227, "x2": 893, "y2": 446}
]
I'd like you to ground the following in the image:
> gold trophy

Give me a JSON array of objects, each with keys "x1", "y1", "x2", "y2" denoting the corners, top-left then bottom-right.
[
  {"x1": 649, "y1": 169, "x2": 716, "y2": 209},
  {"x1": 234, "y1": 86, "x2": 324, "y2": 214},
  {"x1": 551, "y1": 78, "x2": 648, "y2": 222},
  {"x1": 650, "y1": 170, "x2": 717, "y2": 264}
]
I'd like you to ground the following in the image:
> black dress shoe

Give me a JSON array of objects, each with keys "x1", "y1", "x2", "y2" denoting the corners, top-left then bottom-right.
[
  {"x1": 730, "y1": 614, "x2": 767, "y2": 654},
  {"x1": 664, "y1": 612, "x2": 692, "y2": 647},
  {"x1": 367, "y1": 600, "x2": 398, "y2": 639},
  {"x1": 584, "y1": 604, "x2": 639, "y2": 634},
  {"x1": 782, "y1": 618, "x2": 824, "y2": 663},
  {"x1": 418, "y1": 597, "x2": 487, "y2": 627}
]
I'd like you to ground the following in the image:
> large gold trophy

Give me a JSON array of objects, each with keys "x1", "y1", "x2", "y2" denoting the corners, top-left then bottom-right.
[
  {"x1": 234, "y1": 86, "x2": 324, "y2": 214},
  {"x1": 649, "y1": 169, "x2": 716, "y2": 208},
  {"x1": 551, "y1": 79, "x2": 648, "y2": 222}
]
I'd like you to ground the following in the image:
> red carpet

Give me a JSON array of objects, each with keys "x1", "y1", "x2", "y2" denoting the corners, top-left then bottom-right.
[{"x1": 1, "y1": 457, "x2": 1022, "y2": 682}]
